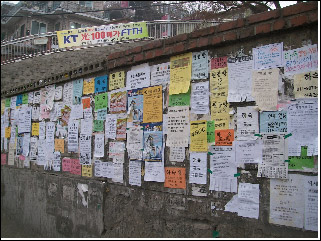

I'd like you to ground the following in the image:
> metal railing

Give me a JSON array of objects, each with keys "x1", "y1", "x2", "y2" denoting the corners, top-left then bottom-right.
[{"x1": 1, "y1": 20, "x2": 222, "y2": 64}]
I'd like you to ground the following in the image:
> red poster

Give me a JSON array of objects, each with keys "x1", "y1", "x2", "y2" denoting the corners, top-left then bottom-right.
[
  {"x1": 215, "y1": 129, "x2": 234, "y2": 146},
  {"x1": 1, "y1": 154, "x2": 7, "y2": 165},
  {"x1": 164, "y1": 167, "x2": 186, "y2": 189}
]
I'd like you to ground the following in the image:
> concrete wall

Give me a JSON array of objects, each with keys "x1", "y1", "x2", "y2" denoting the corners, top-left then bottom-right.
[{"x1": 1, "y1": 2, "x2": 319, "y2": 238}]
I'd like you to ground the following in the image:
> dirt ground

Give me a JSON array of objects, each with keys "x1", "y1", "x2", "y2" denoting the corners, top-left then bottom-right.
[{"x1": 1, "y1": 212, "x2": 41, "y2": 238}]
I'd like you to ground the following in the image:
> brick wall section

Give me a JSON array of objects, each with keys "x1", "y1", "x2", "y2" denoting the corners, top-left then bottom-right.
[
  {"x1": 105, "y1": 2, "x2": 317, "y2": 71},
  {"x1": 1, "y1": 2, "x2": 318, "y2": 97}
]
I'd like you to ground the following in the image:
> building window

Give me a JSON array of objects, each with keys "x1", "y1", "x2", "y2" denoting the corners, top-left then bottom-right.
[
  {"x1": 70, "y1": 22, "x2": 82, "y2": 29},
  {"x1": 31, "y1": 21, "x2": 47, "y2": 35},
  {"x1": 79, "y1": 1, "x2": 93, "y2": 9},
  {"x1": 55, "y1": 22, "x2": 60, "y2": 31},
  {"x1": 20, "y1": 24, "x2": 25, "y2": 37}
]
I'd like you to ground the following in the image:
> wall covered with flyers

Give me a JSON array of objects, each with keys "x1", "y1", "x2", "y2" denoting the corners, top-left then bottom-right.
[{"x1": 0, "y1": 2, "x2": 318, "y2": 238}]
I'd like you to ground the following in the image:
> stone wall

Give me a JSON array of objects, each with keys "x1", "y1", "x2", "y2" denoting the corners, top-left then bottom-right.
[{"x1": 1, "y1": 2, "x2": 318, "y2": 238}]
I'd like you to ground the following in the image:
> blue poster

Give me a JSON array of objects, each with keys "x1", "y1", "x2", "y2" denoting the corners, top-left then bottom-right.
[
  {"x1": 95, "y1": 75, "x2": 108, "y2": 93},
  {"x1": 73, "y1": 78, "x2": 83, "y2": 105},
  {"x1": 127, "y1": 88, "x2": 144, "y2": 123},
  {"x1": 260, "y1": 110, "x2": 287, "y2": 133},
  {"x1": 142, "y1": 123, "x2": 162, "y2": 161},
  {"x1": 16, "y1": 94, "x2": 23, "y2": 106}
]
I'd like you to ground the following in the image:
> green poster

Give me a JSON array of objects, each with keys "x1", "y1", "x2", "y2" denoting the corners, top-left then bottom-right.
[
  {"x1": 93, "y1": 120, "x2": 104, "y2": 132},
  {"x1": 289, "y1": 146, "x2": 314, "y2": 170},
  {"x1": 207, "y1": 120, "x2": 215, "y2": 143},
  {"x1": 288, "y1": 156, "x2": 314, "y2": 170},
  {"x1": 169, "y1": 88, "x2": 190, "y2": 106},
  {"x1": 22, "y1": 93, "x2": 29, "y2": 105},
  {"x1": 5, "y1": 98, "x2": 10, "y2": 107},
  {"x1": 94, "y1": 92, "x2": 108, "y2": 111}
]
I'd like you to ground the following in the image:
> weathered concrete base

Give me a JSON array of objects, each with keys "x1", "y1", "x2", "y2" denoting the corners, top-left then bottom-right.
[{"x1": 1, "y1": 166, "x2": 317, "y2": 238}]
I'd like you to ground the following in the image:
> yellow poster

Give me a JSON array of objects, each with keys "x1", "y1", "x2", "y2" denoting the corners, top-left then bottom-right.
[
  {"x1": 109, "y1": 71, "x2": 125, "y2": 90},
  {"x1": 57, "y1": 22, "x2": 148, "y2": 48},
  {"x1": 55, "y1": 139, "x2": 65, "y2": 153},
  {"x1": 83, "y1": 78, "x2": 95, "y2": 95},
  {"x1": 190, "y1": 120, "x2": 207, "y2": 152},
  {"x1": 1, "y1": 99, "x2": 5, "y2": 115},
  {"x1": 82, "y1": 164, "x2": 93, "y2": 177},
  {"x1": 294, "y1": 71, "x2": 318, "y2": 98},
  {"x1": 32, "y1": 123, "x2": 39, "y2": 136},
  {"x1": 5, "y1": 127, "x2": 11, "y2": 138},
  {"x1": 210, "y1": 67, "x2": 230, "y2": 130},
  {"x1": 143, "y1": 85, "x2": 163, "y2": 123},
  {"x1": 169, "y1": 52, "x2": 192, "y2": 95}
]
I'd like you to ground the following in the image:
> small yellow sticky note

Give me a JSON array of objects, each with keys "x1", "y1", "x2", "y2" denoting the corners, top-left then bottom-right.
[
  {"x1": 32, "y1": 123, "x2": 39, "y2": 136},
  {"x1": 82, "y1": 164, "x2": 92, "y2": 177},
  {"x1": 5, "y1": 127, "x2": 11, "y2": 138}
]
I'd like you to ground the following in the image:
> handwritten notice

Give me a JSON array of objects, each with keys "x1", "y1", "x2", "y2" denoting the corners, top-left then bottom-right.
[
  {"x1": 227, "y1": 55, "x2": 255, "y2": 102},
  {"x1": 293, "y1": 71, "x2": 318, "y2": 98},
  {"x1": 70, "y1": 159, "x2": 81, "y2": 175},
  {"x1": 62, "y1": 158, "x2": 71, "y2": 172},
  {"x1": 164, "y1": 167, "x2": 186, "y2": 189},
  {"x1": 169, "y1": 88, "x2": 190, "y2": 106},
  {"x1": 129, "y1": 160, "x2": 142, "y2": 186},
  {"x1": 83, "y1": 78, "x2": 95, "y2": 95},
  {"x1": 10, "y1": 96, "x2": 16, "y2": 109},
  {"x1": 54, "y1": 139, "x2": 64, "y2": 153},
  {"x1": 112, "y1": 162, "x2": 124, "y2": 183},
  {"x1": 252, "y1": 68, "x2": 279, "y2": 111},
  {"x1": 167, "y1": 106, "x2": 190, "y2": 147},
  {"x1": 83, "y1": 107, "x2": 92, "y2": 119},
  {"x1": 191, "y1": 81, "x2": 209, "y2": 114},
  {"x1": 225, "y1": 183, "x2": 260, "y2": 219},
  {"x1": 143, "y1": 85, "x2": 162, "y2": 123},
  {"x1": 169, "y1": 146, "x2": 185, "y2": 162},
  {"x1": 169, "y1": 52, "x2": 192, "y2": 95},
  {"x1": 211, "y1": 56, "x2": 227, "y2": 69},
  {"x1": 32, "y1": 106, "x2": 40, "y2": 121},
  {"x1": 283, "y1": 44, "x2": 318, "y2": 76},
  {"x1": 151, "y1": 62, "x2": 170, "y2": 86},
  {"x1": 1, "y1": 153, "x2": 7, "y2": 165},
  {"x1": 38, "y1": 121, "x2": 46, "y2": 140},
  {"x1": 93, "y1": 120, "x2": 104, "y2": 132},
  {"x1": 82, "y1": 164, "x2": 92, "y2": 177},
  {"x1": 54, "y1": 86, "x2": 63, "y2": 101},
  {"x1": 209, "y1": 145, "x2": 237, "y2": 193},
  {"x1": 215, "y1": 129, "x2": 234, "y2": 146},
  {"x1": 126, "y1": 63, "x2": 151, "y2": 90},
  {"x1": 29, "y1": 137, "x2": 38, "y2": 160},
  {"x1": 32, "y1": 90, "x2": 40, "y2": 104},
  {"x1": 94, "y1": 92, "x2": 108, "y2": 112},
  {"x1": 190, "y1": 120, "x2": 207, "y2": 152},
  {"x1": 18, "y1": 107, "x2": 32, "y2": 133},
  {"x1": 52, "y1": 151, "x2": 61, "y2": 171},
  {"x1": 94, "y1": 75, "x2": 108, "y2": 93},
  {"x1": 143, "y1": 123, "x2": 162, "y2": 161},
  {"x1": 70, "y1": 104, "x2": 83, "y2": 120},
  {"x1": 116, "y1": 118, "x2": 127, "y2": 140},
  {"x1": 144, "y1": 160, "x2": 165, "y2": 182},
  {"x1": 82, "y1": 96, "x2": 91, "y2": 109},
  {"x1": 109, "y1": 71, "x2": 125, "y2": 90},
  {"x1": 304, "y1": 175, "x2": 318, "y2": 231},
  {"x1": 235, "y1": 140, "x2": 263, "y2": 164},
  {"x1": 110, "y1": 90, "x2": 127, "y2": 114},
  {"x1": 257, "y1": 134, "x2": 288, "y2": 179},
  {"x1": 79, "y1": 134, "x2": 92, "y2": 165},
  {"x1": 126, "y1": 126, "x2": 143, "y2": 160},
  {"x1": 236, "y1": 106, "x2": 259, "y2": 140},
  {"x1": 8, "y1": 143, "x2": 15, "y2": 165},
  {"x1": 68, "y1": 120, "x2": 79, "y2": 152},
  {"x1": 94, "y1": 133, "x2": 104, "y2": 157},
  {"x1": 210, "y1": 67, "x2": 230, "y2": 129},
  {"x1": 189, "y1": 152, "x2": 207, "y2": 184},
  {"x1": 287, "y1": 99, "x2": 318, "y2": 156},
  {"x1": 63, "y1": 82, "x2": 73, "y2": 107},
  {"x1": 105, "y1": 114, "x2": 117, "y2": 140},
  {"x1": 253, "y1": 42, "x2": 283, "y2": 70},
  {"x1": 260, "y1": 111, "x2": 287, "y2": 133},
  {"x1": 80, "y1": 118, "x2": 93, "y2": 135},
  {"x1": 192, "y1": 50, "x2": 209, "y2": 79},
  {"x1": 270, "y1": 174, "x2": 304, "y2": 228},
  {"x1": 127, "y1": 88, "x2": 144, "y2": 124}
]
